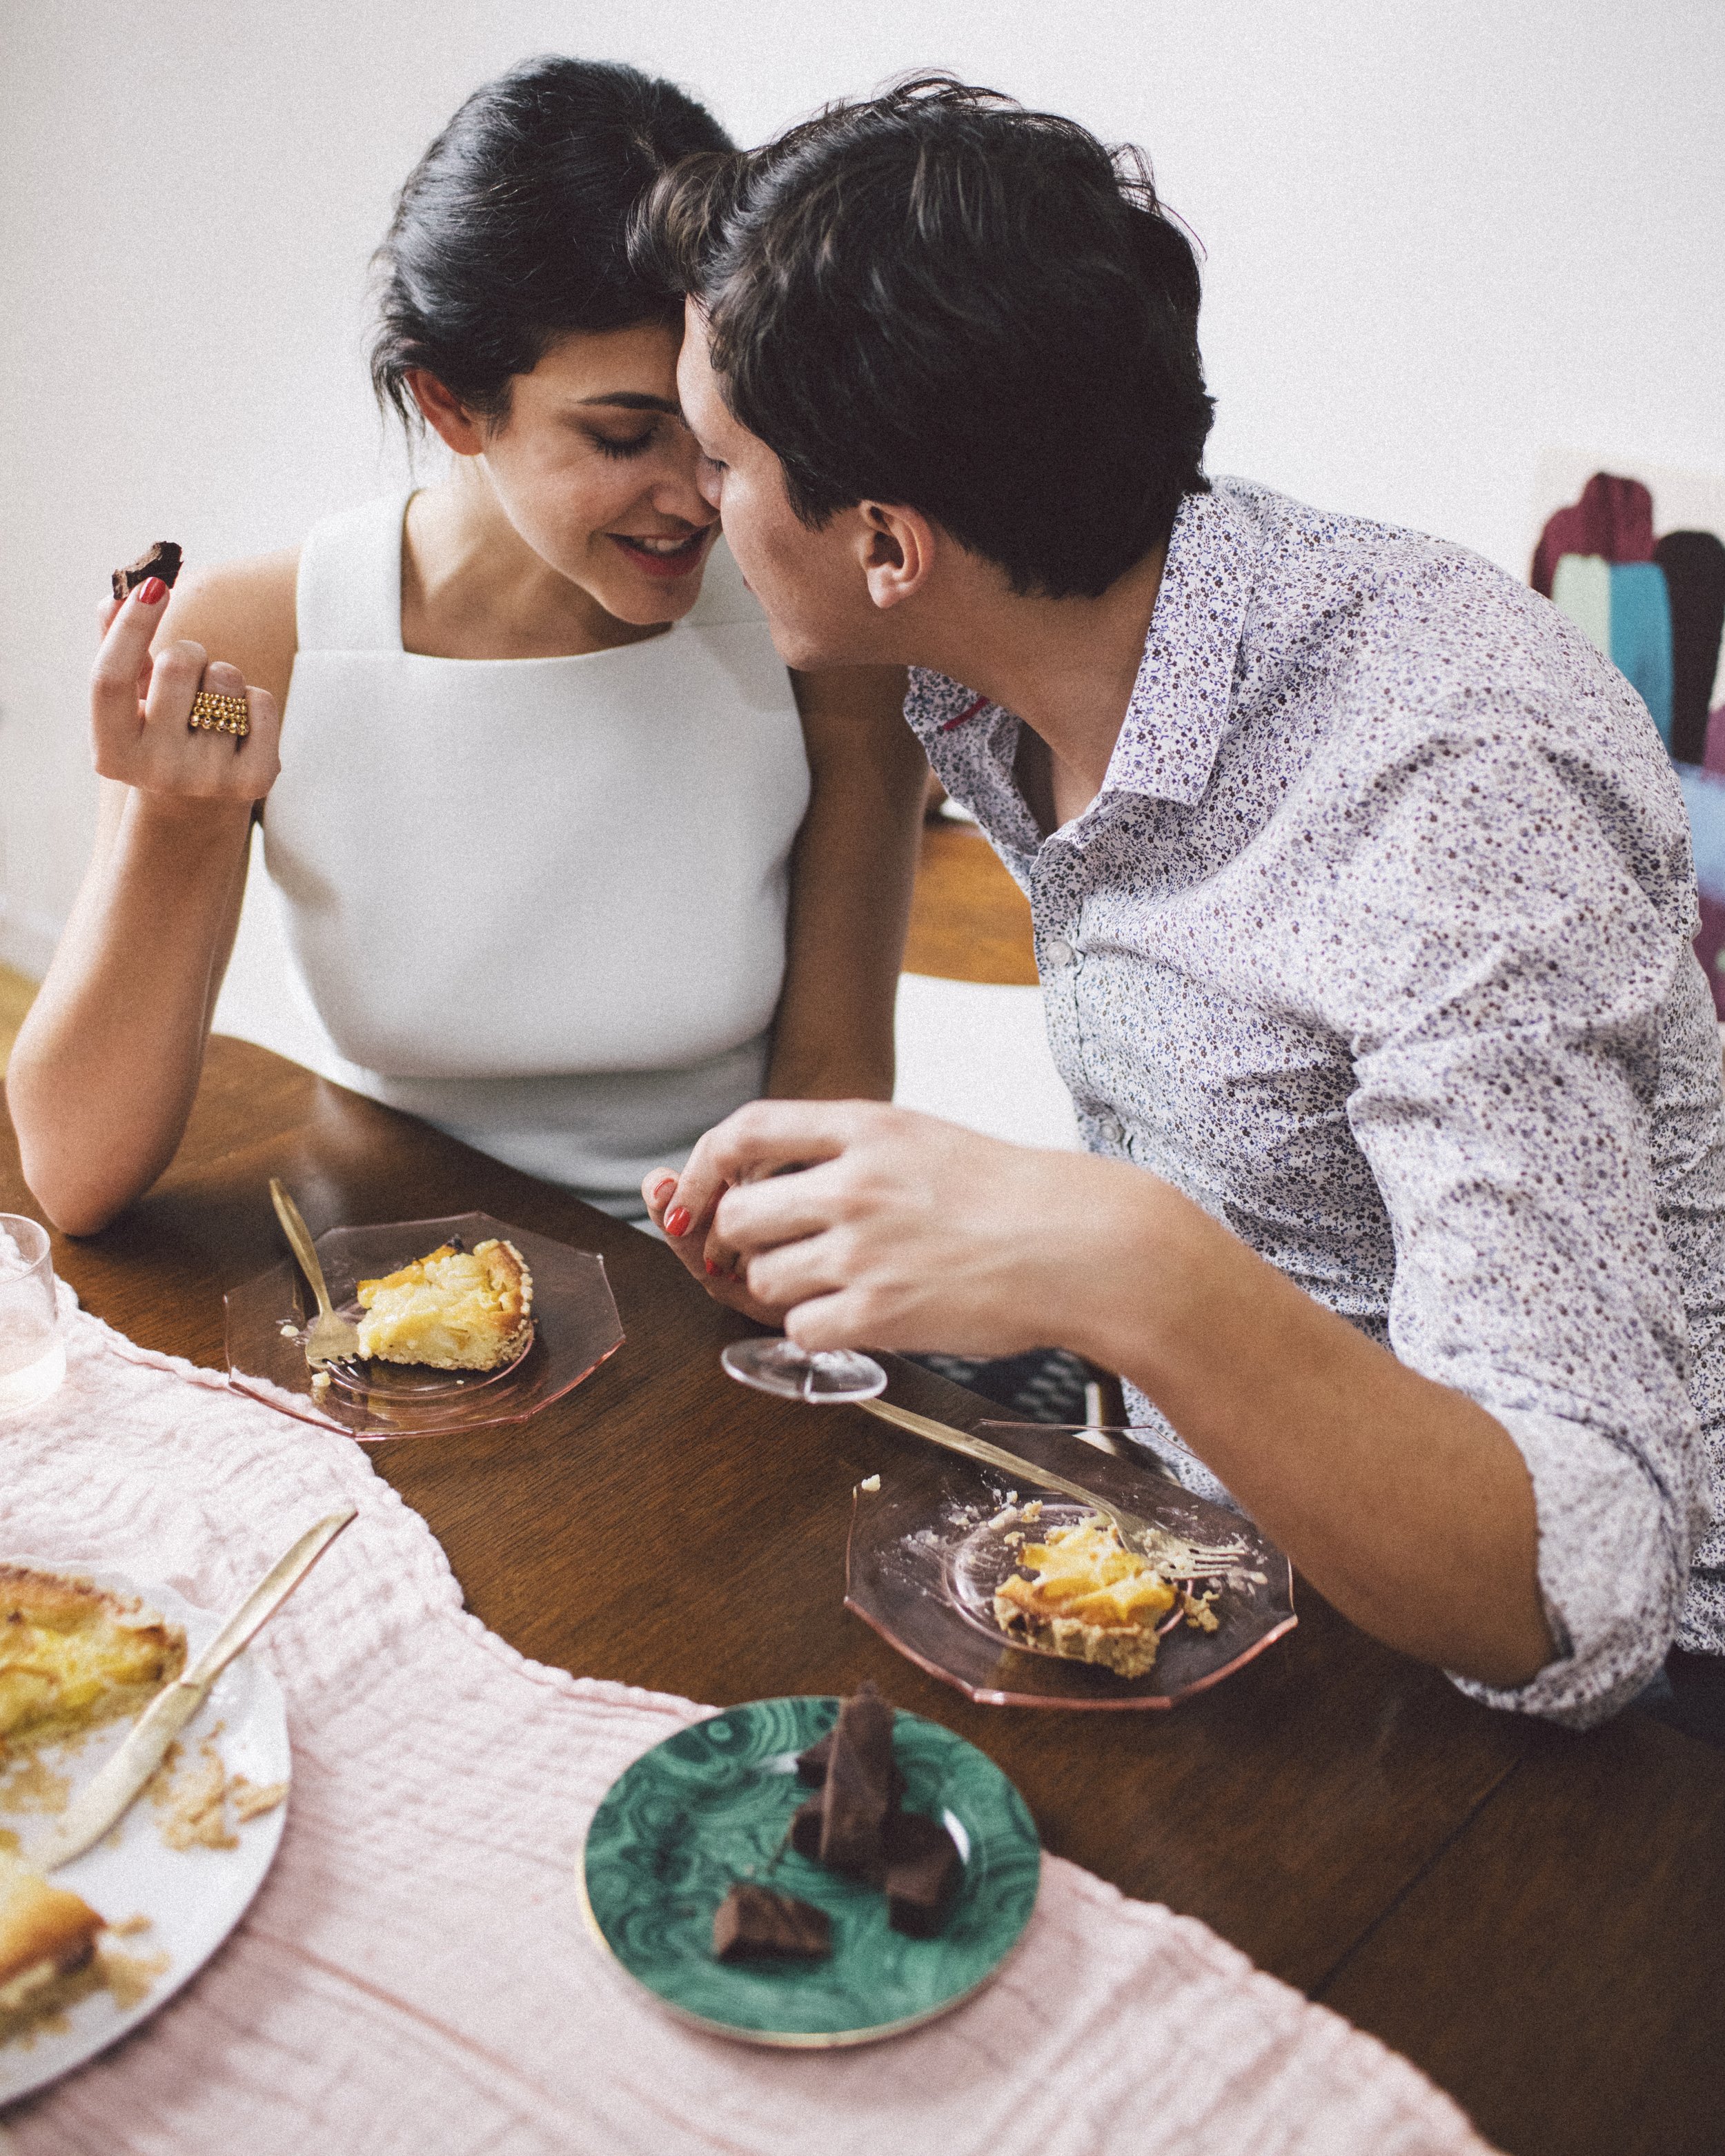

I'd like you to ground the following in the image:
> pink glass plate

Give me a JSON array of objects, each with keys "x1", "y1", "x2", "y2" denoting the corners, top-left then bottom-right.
[
  {"x1": 225, "y1": 1211, "x2": 622, "y2": 1441},
  {"x1": 845, "y1": 1423, "x2": 1296, "y2": 1709}
]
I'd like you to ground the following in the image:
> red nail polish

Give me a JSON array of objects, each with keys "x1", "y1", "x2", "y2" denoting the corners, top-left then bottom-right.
[
  {"x1": 137, "y1": 577, "x2": 168, "y2": 606},
  {"x1": 704, "y1": 1259, "x2": 718, "y2": 1276},
  {"x1": 653, "y1": 1176, "x2": 677, "y2": 1204},
  {"x1": 664, "y1": 1206, "x2": 691, "y2": 1237}
]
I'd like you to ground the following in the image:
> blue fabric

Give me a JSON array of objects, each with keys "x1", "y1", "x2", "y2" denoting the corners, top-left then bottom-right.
[
  {"x1": 1610, "y1": 561, "x2": 1675, "y2": 747},
  {"x1": 1675, "y1": 765, "x2": 1725, "y2": 901}
]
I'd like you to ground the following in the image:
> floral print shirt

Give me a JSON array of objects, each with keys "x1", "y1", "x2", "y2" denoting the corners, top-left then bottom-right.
[{"x1": 905, "y1": 477, "x2": 1725, "y2": 1728}]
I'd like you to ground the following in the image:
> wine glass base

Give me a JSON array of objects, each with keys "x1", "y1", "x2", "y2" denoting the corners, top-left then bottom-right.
[{"x1": 720, "y1": 1337, "x2": 888, "y2": 1403}]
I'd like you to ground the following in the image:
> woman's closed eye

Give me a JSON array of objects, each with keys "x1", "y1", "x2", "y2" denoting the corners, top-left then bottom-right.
[{"x1": 589, "y1": 426, "x2": 658, "y2": 460}]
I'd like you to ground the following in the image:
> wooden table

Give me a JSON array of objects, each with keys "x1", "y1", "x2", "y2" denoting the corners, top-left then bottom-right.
[{"x1": 5, "y1": 1038, "x2": 1720, "y2": 2156}]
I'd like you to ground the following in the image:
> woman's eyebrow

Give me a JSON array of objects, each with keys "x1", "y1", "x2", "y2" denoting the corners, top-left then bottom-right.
[{"x1": 576, "y1": 392, "x2": 681, "y2": 413}]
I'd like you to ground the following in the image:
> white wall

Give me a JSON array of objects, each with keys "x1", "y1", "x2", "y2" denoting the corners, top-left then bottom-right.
[{"x1": 3, "y1": 0, "x2": 1723, "y2": 976}]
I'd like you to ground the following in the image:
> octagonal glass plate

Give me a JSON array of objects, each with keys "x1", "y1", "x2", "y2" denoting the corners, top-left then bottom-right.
[
  {"x1": 225, "y1": 1211, "x2": 622, "y2": 1440},
  {"x1": 845, "y1": 1423, "x2": 1297, "y2": 1709},
  {"x1": 580, "y1": 1695, "x2": 1039, "y2": 2047}
]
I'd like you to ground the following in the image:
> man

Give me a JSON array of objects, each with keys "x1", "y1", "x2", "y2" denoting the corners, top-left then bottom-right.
[{"x1": 634, "y1": 79, "x2": 1725, "y2": 1728}]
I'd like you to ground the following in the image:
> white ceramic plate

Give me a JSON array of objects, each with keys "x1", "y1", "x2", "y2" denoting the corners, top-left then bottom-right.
[{"x1": 0, "y1": 1563, "x2": 290, "y2": 2104}]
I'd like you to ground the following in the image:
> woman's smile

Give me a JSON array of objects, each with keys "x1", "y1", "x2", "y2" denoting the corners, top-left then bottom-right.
[{"x1": 607, "y1": 527, "x2": 713, "y2": 579}]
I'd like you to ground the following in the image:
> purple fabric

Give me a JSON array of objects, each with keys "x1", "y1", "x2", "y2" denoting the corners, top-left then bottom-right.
[
  {"x1": 1696, "y1": 889, "x2": 1725, "y2": 1017},
  {"x1": 1656, "y1": 531, "x2": 1725, "y2": 765},
  {"x1": 1532, "y1": 472, "x2": 1657, "y2": 595},
  {"x1": 1684, "y1": 741, "x2": 1725, "y2": 1018},
  {"x1": 1703, "y1": 703, "x2": 1725, "y2": 775}
]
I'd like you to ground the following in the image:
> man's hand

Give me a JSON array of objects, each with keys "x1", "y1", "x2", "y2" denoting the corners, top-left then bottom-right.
[
  {"x1": 647, "y1": 1096, "x2": 1555, "y2": 1690},
  {"x1": 643, "y1": 1100, "x2": 1105, "y2": 1354}
]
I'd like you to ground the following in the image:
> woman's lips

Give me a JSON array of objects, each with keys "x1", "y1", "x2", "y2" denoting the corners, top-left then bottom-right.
[{"x1": 608, "y1": 529, "x2": 712, "y2": 580}]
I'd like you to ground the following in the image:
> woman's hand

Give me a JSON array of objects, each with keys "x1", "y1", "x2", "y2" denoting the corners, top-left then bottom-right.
[
  {"x1": 641, "y1": 1165, "x2": 789, "y2": 1326},
  {"x1": 643, "y1": 1100, "x2": 1104, "y2": 1354},
  {"x1": 92, "y1": 580, "x2": 281, "y2": 803}
]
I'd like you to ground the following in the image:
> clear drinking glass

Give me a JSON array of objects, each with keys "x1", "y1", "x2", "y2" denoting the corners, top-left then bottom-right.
[{"x1": 0, "y1": 1214, "x2": 66, "y2": 1416}]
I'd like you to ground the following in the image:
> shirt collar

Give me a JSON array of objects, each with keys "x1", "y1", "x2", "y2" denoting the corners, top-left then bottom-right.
[{"x1": 1105, "y1": 484, "x2": 1258, "y2": 805}]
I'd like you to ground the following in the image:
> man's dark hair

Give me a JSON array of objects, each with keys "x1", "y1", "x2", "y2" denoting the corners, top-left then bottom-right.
[
  {"x1": 633, "y1": 77, "x2": 1214, "y2": 600},
  {"x1": 371, "y1": 56, "x2": 731, "y2": 431}
]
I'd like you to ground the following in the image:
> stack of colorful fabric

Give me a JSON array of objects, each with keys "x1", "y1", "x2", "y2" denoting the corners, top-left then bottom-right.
[{"x1": 1535, "y1": 474, "x2": 1725, "y2": 1009}]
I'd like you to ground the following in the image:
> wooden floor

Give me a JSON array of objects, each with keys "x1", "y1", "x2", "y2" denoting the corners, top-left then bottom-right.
[
  {"x1": 0, "y1": 965, "x2": 34, "y2": 1071},
  {"x1": 905, "y1": 815, "x2": 1038, "y2": 985}
]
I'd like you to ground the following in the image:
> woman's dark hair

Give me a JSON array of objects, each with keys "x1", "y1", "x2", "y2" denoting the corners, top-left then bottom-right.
[
  {"x1": 633, "y1": 77, "x2": 1214, "y2": 600},
  {"x1": 371, "y1": 57, "x2": 732, "y2": 430}
]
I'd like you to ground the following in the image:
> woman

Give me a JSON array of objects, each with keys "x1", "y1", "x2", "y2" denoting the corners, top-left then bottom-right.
[{"x1": 10, "y1": 57, "x2": 925, "y2": 1236}]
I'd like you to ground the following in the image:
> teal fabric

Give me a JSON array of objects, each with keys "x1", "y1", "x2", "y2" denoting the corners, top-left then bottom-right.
[
  {"x1": 1610, "y1": 561, "x2": 1675, "y2": 747},
  {"x1": 1551, "y1": 553, "x2": 1611, "y2": 655}
]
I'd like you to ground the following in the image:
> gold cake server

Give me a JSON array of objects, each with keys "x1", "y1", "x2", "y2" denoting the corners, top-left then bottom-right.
[{"x1": 38, "y1": 1507, "x2": 356, "y2": 1871}]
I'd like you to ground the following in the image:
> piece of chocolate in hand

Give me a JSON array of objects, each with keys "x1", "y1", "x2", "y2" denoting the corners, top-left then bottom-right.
[
  {"x1": 885, "y1": 1811, "x2": 963, "y2": 1938},
  {"x1": 818, "y1": 1683, "x2": 896, "y2": 1882},
  {"x1": 712, "y1": 1882, "x2": 831, "y2": 1963},
  {"x1": 111, "y1": 541, "x2": 183, "y2": 604}
]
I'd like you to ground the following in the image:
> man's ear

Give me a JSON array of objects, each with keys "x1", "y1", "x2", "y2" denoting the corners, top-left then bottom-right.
[
  {"x1": 405, "y1": 368, "x2": 487, "y2": 457},
  {"x1": 857, "y1": 503, "x2": 935, "y2": 611}
]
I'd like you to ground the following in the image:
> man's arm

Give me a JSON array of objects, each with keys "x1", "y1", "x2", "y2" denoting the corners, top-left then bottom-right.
[{"x1": 654, "y1": 1100, "x2": 1555, "y2": 1688}]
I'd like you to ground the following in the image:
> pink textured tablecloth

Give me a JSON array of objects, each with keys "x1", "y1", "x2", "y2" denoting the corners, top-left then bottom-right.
[{"x1": 0, "y1": 1303, "x2": 1495, "y2": 2155}]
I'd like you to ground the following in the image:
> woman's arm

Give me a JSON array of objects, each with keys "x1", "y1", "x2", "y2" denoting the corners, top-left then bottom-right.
[
  {"x1": 765, "y1": 664, "x2": 925, "y2": 1101},
  {"x1": 7, "y1": 553, "x2": 296, "y2": 1234}
]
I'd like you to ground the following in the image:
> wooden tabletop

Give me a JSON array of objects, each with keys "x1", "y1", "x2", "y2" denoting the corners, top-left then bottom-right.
[{"x1": 3, "y1": 1036, "x2": 1719, "y2": 2155}]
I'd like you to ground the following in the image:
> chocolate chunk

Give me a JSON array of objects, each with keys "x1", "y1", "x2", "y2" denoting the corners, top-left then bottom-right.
[
  {"x1": 885, "y1": 1812, "x2": 963, "y2": 1938},
  {"x1": 110, "y1": 542, "x2": 183, "y2": 604},
  {"x1": 797, "y1": 1688, "x2": 905, "y2": 1802},
  {"x1": 795, "y1": 1730, "x2": 833, "y2": 1787},
  {"x1": 818, "y1": 1683, "x2": 896, "y2": 1882},
  {"x1": 712, "y1": 1882, "x2": 831, "y2": 1962},
  {"x1": 788, "y1": 1794, "x2": 823, "y2": 1860}
]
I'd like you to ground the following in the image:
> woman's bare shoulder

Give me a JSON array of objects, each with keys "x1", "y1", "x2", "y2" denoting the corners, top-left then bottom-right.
[{"x1": 156, "y1": 546, "x2": 299, "y2": 711}]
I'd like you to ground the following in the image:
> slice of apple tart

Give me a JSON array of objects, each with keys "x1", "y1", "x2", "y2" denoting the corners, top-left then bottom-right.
[
  {"x1": 992, "y1": 1514, "x2": 1177, "y2": 1679},
  {"x1": 355, "y1": 1237, "x2": 533, "y2": 1372},
  {"x1": 0, "y1": 1567, "x2": 186, "y2": 1762}
]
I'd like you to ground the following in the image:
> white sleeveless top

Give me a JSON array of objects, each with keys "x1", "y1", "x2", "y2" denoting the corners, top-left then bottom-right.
[{"x1": 249, "y1": 493, "x2": 809, "y2": 1216}]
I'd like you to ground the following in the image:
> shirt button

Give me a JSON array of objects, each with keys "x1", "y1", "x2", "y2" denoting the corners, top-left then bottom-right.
[
  {"x1": 1044, "y1": 938, "x2": 1075, "y2": 971},
  {"x1": 1099, "y1": 1114, "x2": 1125, "y2": 1145}
]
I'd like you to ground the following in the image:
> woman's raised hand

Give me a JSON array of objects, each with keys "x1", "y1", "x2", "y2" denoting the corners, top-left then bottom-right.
[{"x1": 91, "y1": 579, "x2": 281, "y2": 802}]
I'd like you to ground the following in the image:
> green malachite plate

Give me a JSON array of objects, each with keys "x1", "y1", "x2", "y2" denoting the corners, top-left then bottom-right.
[{"x1": 579, "y1": 1696, "x2": 1041, "y2": 2047}]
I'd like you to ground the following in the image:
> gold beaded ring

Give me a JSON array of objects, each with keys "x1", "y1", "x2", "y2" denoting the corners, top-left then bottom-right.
[{"x1": 188, "y1": 687, "x2": 250, "y2": 740}]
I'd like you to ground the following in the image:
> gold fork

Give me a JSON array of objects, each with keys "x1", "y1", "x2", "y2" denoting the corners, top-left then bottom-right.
[
  {"x1": 269, "y1": 1178, "x2": 363, "y2": 1369},
  {"x1": 855, "y1": 1396, "x2": 1248, "y2": 1576}
]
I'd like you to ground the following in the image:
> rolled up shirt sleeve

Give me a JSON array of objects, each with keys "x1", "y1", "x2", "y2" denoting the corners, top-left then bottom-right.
[{"x1": 1337, "y1": 723, "x2": 1715, "y2": 1725}]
